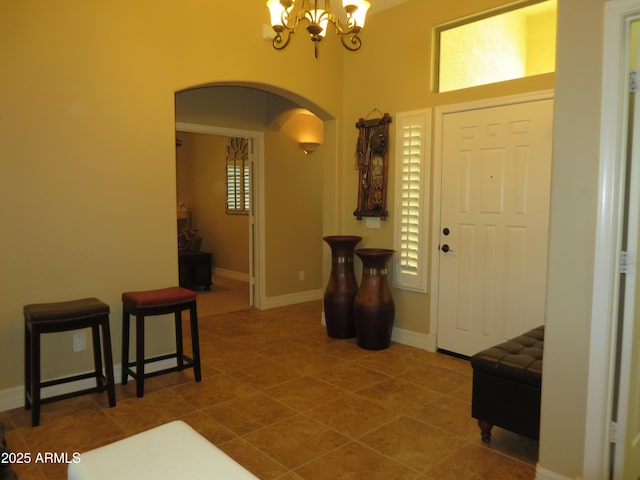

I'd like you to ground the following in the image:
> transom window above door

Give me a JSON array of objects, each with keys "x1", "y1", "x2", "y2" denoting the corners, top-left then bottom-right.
[{"x1": 436, "y1": 0, "x2": 557, "y2": 92}]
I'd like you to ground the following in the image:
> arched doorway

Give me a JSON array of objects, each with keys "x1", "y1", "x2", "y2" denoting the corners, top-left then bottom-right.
[{"x1": 174, "y1": 84, "x2": 333, "y2": 311}]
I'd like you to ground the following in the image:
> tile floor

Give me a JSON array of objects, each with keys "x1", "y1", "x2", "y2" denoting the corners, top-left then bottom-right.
[{"x1": 1, "y1": 300, "x2": 538, "y2": 479}]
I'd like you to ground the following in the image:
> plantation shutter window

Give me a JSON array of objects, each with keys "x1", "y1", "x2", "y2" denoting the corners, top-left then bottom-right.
[
  {"x1": 226, "y1": 137, "x2": 250, "y2": 215},
  {"x1": 393, "y1": 109, "x2": 431, "y2": 292}
]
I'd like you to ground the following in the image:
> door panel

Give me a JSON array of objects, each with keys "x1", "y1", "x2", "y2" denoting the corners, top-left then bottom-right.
[{"x1": 437, "y1": 99, "x2": 553, "y2": 356}]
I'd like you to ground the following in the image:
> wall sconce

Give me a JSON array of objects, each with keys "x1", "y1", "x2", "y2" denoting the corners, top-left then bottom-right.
[
  {"x1": 271, "y1": 108, "x2": 324, "y2": 156},
  {"x1": 300, "y1": 142, "x2": 321, "y2": 155}
]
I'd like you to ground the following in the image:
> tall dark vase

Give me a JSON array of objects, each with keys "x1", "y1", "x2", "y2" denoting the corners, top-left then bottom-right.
[
  {"x1": 323, "y1": 235, "x2": 362, "y2": 339},
  {"x1": 354, "y1": 248, "x2": 396, "y2": 350}
]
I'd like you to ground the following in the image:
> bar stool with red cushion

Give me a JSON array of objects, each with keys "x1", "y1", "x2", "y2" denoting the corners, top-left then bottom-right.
[
  {"x1": 24, "y1": 297, "x2": 116, "y2": 427},
  {"x1": 121, "y1": 287, "x2": 201, "y2": 397}
]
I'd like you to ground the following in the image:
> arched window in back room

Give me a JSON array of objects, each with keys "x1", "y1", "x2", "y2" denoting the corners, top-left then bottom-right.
[{"x1": 436, "y1": 0, "x2": 557, "y2": 92}]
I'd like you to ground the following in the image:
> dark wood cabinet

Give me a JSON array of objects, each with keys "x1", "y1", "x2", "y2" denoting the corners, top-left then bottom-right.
[{"x1": 178, "y1": 251, "x2": 212, "y2": 291}]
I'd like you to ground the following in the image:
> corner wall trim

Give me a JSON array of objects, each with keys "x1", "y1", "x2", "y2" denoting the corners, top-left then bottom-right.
[
  {"x1": 215, "y1": 268, "x2": 250, "y2": 282},
  {"x1": 391, "y1": 327, "x2": 435, "y2": 351},
  {"x1": 535, "y1": 465, "x2": 574, "y2": 480}
]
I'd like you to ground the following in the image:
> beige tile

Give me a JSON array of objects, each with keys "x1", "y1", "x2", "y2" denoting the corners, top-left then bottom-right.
[
  {"x1": 199, "y1": 341, "x2": 270, "y2": 373},
  {"x1": 11, "y1": 395, "x2": 101, "y2": 429},
  {"x1": 244, "y1": 414, "x2": 348, "y2": 469},
  {"x1": 265, "y1": 376, "x2": 347, "y2": 411},
  {"x1": 360, "y1": 416, "x2": 468, "y2": 472},
  {"x1": 118, "y1": 375, "x2": 168, "y2": 397},
  {"x1": 275, "y1": 472, "x2": 305, "y2": 480},
  {"x1": 355, "y1": 377, "x2": 442, "y2": 411},
  {"x1": 217, "y1": 437, "x2": 289, "y2": 480},
  {"x1": 10, "y1": 463, "x2": 47, "y2": 480},
  {"x1": 28, "y1": 462, "x2": 67, "y2": 480},
  {"x1": 294, "y1": 441, "x2": 418, "y2": 480},
  {"x1": 426, "y1": 443, "x2": 536, "y2": 479},
  {"x1": 180, "y1": 410, "x2": 237, "y2": 445},
  {"x1": 278, "y1": 350, "x2": 347, "y2": 376},
  {"x1": 204, "y1": 393, "x2": 297, "y2": 435},
  {"x1": 306, "y1": 392, "x2": 397, "y2": 438},
  {"x1": 18, "y1": 408, "x2": 124, "y2": 454},
  {"x1": 228, "y1": 357, "x2": 303, "y2": 390},
  {"x1": 409, "y1": 395, "x2": 479, "y2": 440},
  {"x1": 103, "y1": 389, "x2": 196, "y2": 434},
  {"x1": 319, "y1": 340, "x2": 373, "y2": 361},
  {"x1": 448, "y1": 374, "x2": 473, "y2": 402},
  {"x1": 257, "y1": 339, "x2": 317, "y2": 359},
  {"x1": 311, "y1": 362, "x2": 389, "y2": 392},
  {"x1": 400, "y1": 363, "x2": 470, "y2": 395},
  {"x1": 151, "y1": 362, "x2": 218, "y2": 388},
  {"x1": 172, "y1": 373, "x2": 256, "y2": 408},
  {"x1": 354, "y1": 348, "x2": 418, "y2": 376}
]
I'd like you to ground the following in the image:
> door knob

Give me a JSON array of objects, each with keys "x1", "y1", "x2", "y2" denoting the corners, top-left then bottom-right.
[{"x1": 441, "y1": 244, "x2": 454, "y2": 253}]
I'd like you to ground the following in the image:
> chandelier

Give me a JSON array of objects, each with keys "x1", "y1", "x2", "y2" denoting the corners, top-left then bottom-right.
[{"x1": 266, "y1": 0, "x2": 371, "y2": 58}]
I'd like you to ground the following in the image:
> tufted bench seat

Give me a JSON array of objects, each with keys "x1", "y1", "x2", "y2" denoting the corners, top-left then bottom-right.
[{"x1": 470, "y1": 326, "x2": 544, "y2": 442}]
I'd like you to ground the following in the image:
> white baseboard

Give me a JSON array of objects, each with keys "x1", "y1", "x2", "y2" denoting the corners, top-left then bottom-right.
[
  {"x1": 214, "y1": 268, "x2": 250, "y2": 282},
  {"x1": 536, "y1": 465, "x2": 575, "y2": 480},
  {"x1": 0, "y1": 359, "x2": 176, "y2": 413},
  {"x1": 0, "y1": 386, "x2": 24, "y2": 414},
  {"x1": 259, "y1": 289, "x2": 324, "y2": 309},
  {"x1": 392, "y1": 327, "x2": 436, "y2": 351}
]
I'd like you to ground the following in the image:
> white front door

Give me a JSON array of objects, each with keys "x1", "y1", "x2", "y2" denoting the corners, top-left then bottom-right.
[{"x1": 436, "y1": 98, "x2": 553, "y2": 357}]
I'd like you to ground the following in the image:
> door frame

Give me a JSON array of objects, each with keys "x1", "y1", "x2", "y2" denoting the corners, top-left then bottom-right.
[
  {"x1": 175, "y1": 121, "x2": 265, "y2": 309},
  {"x1": 429, "y1": 90, "x2": 555, "y2": 351},
  {"x1": 586, "y1": 1, "x2": 640, "y2": 477}
]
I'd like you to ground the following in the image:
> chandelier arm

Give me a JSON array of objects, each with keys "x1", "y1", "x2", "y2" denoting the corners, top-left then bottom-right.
[
  {"x1": 332, "y1": 18, "x2": 362, "y2": 36},
  {"x1": 340, "y1": 32, "x2": 362, "y2": 52},
  {"x1": 273, "y1": 30, "x2": 294, "y2": 50}
]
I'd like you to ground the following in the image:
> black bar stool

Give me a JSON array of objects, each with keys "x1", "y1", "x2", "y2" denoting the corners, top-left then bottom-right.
[
  {"x1": 121, "y1": 286, "x2": 201, "y2": 398},
  {"x1": 24, "y1": 297, "x2": 116, "y2": 427}
]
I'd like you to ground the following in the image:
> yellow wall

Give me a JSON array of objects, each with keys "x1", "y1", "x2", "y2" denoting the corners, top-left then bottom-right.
[{"x1": 526, "y1": 8, "x2": 557, "y2": 76}]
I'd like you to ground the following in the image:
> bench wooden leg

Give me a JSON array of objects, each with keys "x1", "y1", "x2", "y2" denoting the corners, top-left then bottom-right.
[{"x1": 478, "y1": 420, "x2": 493, "y2": 443}]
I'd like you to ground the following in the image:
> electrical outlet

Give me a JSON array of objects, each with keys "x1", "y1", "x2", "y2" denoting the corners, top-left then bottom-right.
[
  {"x1": 299, "y1": 270, "x2": 305, "y2": 281},
  {"x1": 72, "y1": 332, "x2": 86, "y2": 352},
  {"x1": 365, "y1": 217, "x2": 381, "y2": 229}
]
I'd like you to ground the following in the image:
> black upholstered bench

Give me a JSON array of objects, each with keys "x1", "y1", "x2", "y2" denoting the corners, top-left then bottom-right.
[{"x1": 470, "y1": 326, "x2": 544, "y2": 442}]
